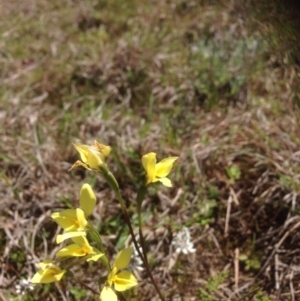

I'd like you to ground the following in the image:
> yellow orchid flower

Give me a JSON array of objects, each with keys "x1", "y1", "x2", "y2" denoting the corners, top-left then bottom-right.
[
  {"x1": 31, "y1": 260, "x2": 66, "y2": 284},
  {"x1": 100, "y1": 247, "x2": 138, "y2": 301},
  {"x1": 56, "y1": 236, "x2": 104, "y2": 262},
  {"x1": 70, "y1": 140, "x2": 111, "y2": 172},
  {"x1": 51, "y1": 184, "x2": 97, "y2": 243},
  {"x1": 142, "y1": 152, "x2": 178, "y2": 187}
]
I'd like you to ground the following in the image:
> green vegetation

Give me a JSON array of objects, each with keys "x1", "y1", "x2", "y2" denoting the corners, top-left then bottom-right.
[{"x1": 198, "y1": 271, "x2": 229, "y2": 301}]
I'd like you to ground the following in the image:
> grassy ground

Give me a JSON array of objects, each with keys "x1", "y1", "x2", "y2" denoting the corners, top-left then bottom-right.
[{"x1": 1, "y1": 0, "x2": 300, "y2": 300}]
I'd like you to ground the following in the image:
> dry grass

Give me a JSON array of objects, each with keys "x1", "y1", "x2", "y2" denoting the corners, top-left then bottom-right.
[{"x1": 1, "y1": 0, "x2": 300, "y2": 300}]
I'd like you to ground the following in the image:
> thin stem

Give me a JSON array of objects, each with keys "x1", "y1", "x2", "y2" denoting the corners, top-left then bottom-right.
[
  {"x1": 75, "y1": 277, "x2": 128, "y2": 301},
  {"x1": 116, "y1": 292, "x2": 128, "y2": 301},
  {"x1": 74, "y1": 277, "x2": 99, "y2": 295},
  {"x1": 88, "y1": 223, "x2": 105, "y2": 253},
  {"x1": 136, "y1": 185, "x2": 150, "y2": 265},
  {"x1": 115, "y1": 189, "x2": 165, "y2": 301},
  {"x1": 88, "y1": 225, "x2": 110, "y2": 272},
  {"x1": 102, "y1": 170, "x2": 165, "y2": 300},
  {"x1": 63, "y1": 256, "x2": 90, "y2": 270}
]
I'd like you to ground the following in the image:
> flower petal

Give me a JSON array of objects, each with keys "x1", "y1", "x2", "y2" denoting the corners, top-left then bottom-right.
[
  {"x1": 93, "y1": 141, "x2": 111, "y2": 157},
  {"x1": 76, "y1": 208, "x2": 88, "y2": 230},
  {"x1": 56, "y1": 231, "x2": 86, "y2": 244},
  {"x1": 73, "y1": 142, "x2": 108, "y2": 171},
  {"x1": 113, "y1": 247, "x2": 133, "y2": 270},
  {"x1": 87, "y1": 148, "x2": 105, "y2": 170},
  {"x1": 56, "y1": 244, "x2": 87, "y2": 257},
  {"x1": 113, "y1": 270, "x2": 138, "y2": 291},
  {"x1": 69, "y1": 160, "x2": 90, "y2": 171},
  {"x1": 31, "y1": 270, "x2": 45, "y2": 283},
  {"x1": 53, "y1": 270, "x2": 66, "y2": 282},
  {"x1": 56, "y1": 236, "x2": 94, "y2": 257},
  {"x1": 100, "y1": 286, "x2": 117, "y2": 301},
  {"x1": 157, "y1": 177, "x2": 172, "y2": 187},
  {"x1": 71, "y1": 235, "x2": 88, "y2": 245},
  {"x1": 37, "y1": 259, "x2": 53, "y2": 269},
  {"x1": 142, "y1": 153, "x2": 156, "y2": 184},
  {"x1": 80, "y1": 183, "x2": 96, "y2": 217},
  {"x1": 155, "y1": 157, "x2": 178, "y2": 177},
  {"x1": 73, "y1": 144, "x2": 90, "y2": 163},
  {"x1": 86, "y1": 253, "x2": 104, "y2": 262},
  {"x1": 31, "y1": 270, "x2": 57, "y2": 284},
  {"x1": 51, "y1": 209, "x2": 77, "y2": 231}
]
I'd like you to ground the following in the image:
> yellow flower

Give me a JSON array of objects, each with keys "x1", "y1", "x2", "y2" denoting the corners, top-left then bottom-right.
[
  {"x1": 31, "y1": 260, "x2": 66, "y2": 284},
  {"x1": 70, "y1": 140, "x2": 111, "y2": 172},
  {"x1": 142, "y1": 152, "x2": 178, "y2": 187},
  {"x1": 100, "y1": 247, "x2": 137, "y2": 301},
  {"x1": 51, "y1": 183, "x2": 96, "y2": 243},
  {"x1": 56, "y1": 236, "x2": 104, "y2": 262}
]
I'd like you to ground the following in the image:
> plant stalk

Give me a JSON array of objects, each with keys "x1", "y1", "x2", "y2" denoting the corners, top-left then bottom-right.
[
  {"x1": 103, "y1": 170, "x2": 165, "y2": 301},
  {"x1": 116, "y1": 189, "x2": 165, "y2": 301},
  {"x1": 136, "y1": 185, "x2": 150, "y2": 265}
]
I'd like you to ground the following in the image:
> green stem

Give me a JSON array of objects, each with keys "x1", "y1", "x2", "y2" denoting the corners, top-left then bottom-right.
[
  {"x1": 116, "y1": 292, "x2": 128, "y2": 301},
  {"x1": 63, "y1": 256, "x2": 92, "y2": 270},
  {"x1": 77, "y1": 274, "x2": 128, "y2": 301},
  {"x1": 88, "y1": 225, "x2": 105, "y2": 252},
  {"x1": 117, "y1": 190, "x2": 165, "y2": 301},
  {"x1": 103, "y1": 170, "x2": 165, "y2": 301},
  {"x1": 87, "y1": 225, "x2": 110, "y2": 272},
  {"x1": 136, "y1": 185, "x2": 149, "y2": 265}
]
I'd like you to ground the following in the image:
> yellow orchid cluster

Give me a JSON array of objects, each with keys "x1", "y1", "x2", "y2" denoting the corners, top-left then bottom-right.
[
  {"x1": 52, "y1": 184, "x2": 104, "y2": 262},
  {"x1": 72, "y1": 140, "x2": 178, "y2": 188},
  {"x1": 31, "y1": 140, "x2": 178, "y2": 301},
  {"x1": 31, "y1": 184, "x2": 102, "y2": 282}
]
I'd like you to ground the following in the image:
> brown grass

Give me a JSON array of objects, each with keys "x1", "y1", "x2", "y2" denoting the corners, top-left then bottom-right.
[{"x1": 1, "y1": 0, "x2": 300, "y2": 300}]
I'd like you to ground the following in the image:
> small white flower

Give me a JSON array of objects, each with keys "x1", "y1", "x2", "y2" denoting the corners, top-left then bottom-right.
[
  {"x1": 125, "y1": 234, "x2": 144, "y2": 272},
  {"x1": 172, "y1": 227, "x2": 196, "y2": 255},
  {"x1": 129, "y1": 244, "x2": 144, "y2": 272},
  {"x1": 15, "y1": 278, "x2": 34, "y2": 295}
]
